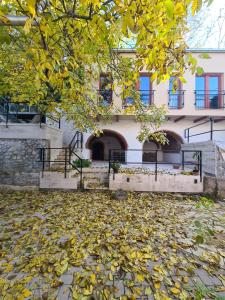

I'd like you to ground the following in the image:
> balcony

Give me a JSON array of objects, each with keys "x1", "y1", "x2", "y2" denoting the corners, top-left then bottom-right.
[
  {"x1": 98, "y1": 89, "x2": 113, "y2": 107},
  {"x1": 123, "y1": 90, "x2": 154, "y2": 108},
  {"x1": 168, "y1": 90, "x2": 184, "y2": 109},
  {"x1": 195, "y1": 91, "x2": 225, "y2": 109}
]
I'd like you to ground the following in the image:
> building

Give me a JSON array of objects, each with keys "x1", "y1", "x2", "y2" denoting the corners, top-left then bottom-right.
[
  {"x1": 61, "y1": 48, "x2": 225, "y2": 166},
  {"x1": 1, "y1": 48, "x2": 225, "y2": 191}
]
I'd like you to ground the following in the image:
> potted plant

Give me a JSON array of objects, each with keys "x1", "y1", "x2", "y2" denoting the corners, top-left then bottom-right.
[
  {"x1": 173, "y1": 164, "x2": 180, "y2": 169},
  {"x1": 111, "y1": 161, "x2": 121, "y2": 173}
]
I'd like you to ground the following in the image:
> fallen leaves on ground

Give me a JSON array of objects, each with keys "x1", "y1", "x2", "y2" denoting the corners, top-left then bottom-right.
[{"x1": 0, "y1": 191, "x2": 225, "y2": 299}]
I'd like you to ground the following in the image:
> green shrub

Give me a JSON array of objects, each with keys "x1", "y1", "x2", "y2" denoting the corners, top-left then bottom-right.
[
  {"x1": 111, "y1": 161, "x2": 121, "y2": 172},
  {"x1": 72, "y1": 159, "x2": 91, "y2": 168}
]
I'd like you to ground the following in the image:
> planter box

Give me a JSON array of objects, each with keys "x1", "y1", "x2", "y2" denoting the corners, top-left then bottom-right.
[{"x1": 109, "y1": 173, "x2": 203, "y2": 193}]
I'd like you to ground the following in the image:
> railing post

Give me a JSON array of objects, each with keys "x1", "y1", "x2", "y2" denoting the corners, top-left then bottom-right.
[
  {"x1": 42, "y1": 148, "x2": 45, "y2": 178},
  {"x1": 64, "y1": 148, "x2": 67, "y2": 178},
  {"x1": 108, "y1": 149, "x2": 111, "y2": 174},
  {"x1": 199, "y1": 151, "x2": 202, "y2": 182},
  {"x1": 155, "y1": 150, "x2": 158, "y2": 181},
  {"x1": 210, "y1": 118, "x2": 214, "y2": 140},
  {"x1": 80, "y1": 157, "x2": 83, "y2": 190},
  {"x1": 69, "y1": 146, "x2": 71, "y2": 164},
  {"x1": 187, "y1": 128, "x2": 190, "y2": 143},
  {"x1": 182, "y1": 150, "x2": 184, "y2": 170},
  {"x1": 58, "y1": 118, "x2": 61, "y2": 129},
  {"x1": 81, "y1": 133, "x2": 83, "y2": 149},
  {"x1": 6, "y1": 100, "x2": 9, "y2": 128}
]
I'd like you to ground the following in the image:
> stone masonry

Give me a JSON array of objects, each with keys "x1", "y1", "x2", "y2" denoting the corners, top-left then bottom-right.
[{"x1": 0, "y1": 138, "x2": 49, "y2": 187}]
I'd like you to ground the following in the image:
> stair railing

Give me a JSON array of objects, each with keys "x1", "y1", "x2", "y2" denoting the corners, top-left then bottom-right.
[
  {"x1": 38, "y1": 131, "x2": 84, "y2": 189},
  {"x1": 184, "y1": 117, "x2": 225, "y2": 143}
]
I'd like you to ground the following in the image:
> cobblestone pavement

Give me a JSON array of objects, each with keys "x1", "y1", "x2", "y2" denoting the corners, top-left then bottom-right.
[{"x1": 0, "y1": 191, "x2": 225, "y2": 300}]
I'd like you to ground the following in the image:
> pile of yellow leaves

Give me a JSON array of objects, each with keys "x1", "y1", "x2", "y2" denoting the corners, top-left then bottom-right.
[{"x1": 0, "y1": 191, "x2": 224, "y2": 299}]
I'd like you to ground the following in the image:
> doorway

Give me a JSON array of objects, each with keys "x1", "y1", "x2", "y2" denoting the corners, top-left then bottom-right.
[{"x1": 92, "y1": 141, "x2": 104, "y2": 160}]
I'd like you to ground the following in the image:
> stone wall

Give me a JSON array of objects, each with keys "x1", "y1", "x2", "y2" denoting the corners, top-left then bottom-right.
[
  {"x1": 204, "y1": 176, "x2": 225, "y2": 200},
  {"x1": 0, "y1": 138, "x2": 49, "y2": 187}
]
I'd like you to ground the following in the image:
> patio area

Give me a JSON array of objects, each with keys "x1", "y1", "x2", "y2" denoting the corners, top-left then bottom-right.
[{"x1": 0, "y1": 191, "x2": 225, "y2": 299}]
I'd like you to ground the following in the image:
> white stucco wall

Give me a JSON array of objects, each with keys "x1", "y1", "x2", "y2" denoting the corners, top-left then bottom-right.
[
  {"x1": 78, "y1": 118, "x2": 225, "y2": 162},
  {"x1": 109, "y1": 173, "x2": 203, "y2": 193}
]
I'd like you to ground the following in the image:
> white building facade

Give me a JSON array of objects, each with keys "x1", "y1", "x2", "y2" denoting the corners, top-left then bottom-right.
[{"x1": 61, "y1": 49, "x2": 225, "y2": 165}]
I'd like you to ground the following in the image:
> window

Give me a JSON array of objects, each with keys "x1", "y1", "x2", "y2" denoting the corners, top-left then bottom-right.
[
  {"x1": 138, "y1": 74, "x2": 152, "y2": 106},
  {"x1": 99, "y1": 73, "x2": 112, "y2": 106},
  {"x1": 195, "y1": 74, "x2": 223, "y2": 109},
  {"x1": 124, "y1": 73, "x2": 153, "y2": 107},
  {"x1": 168, "y1": 77, "x2": 184, "y2": 109}
]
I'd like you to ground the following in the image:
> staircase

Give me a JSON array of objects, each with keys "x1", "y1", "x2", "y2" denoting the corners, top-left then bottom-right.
[
  {"x1": 83, "y1": 168, "x2": 109, "y2": 189},
  {"x1": 39, "y1": 131, "x2": 84, "y2": 189}
]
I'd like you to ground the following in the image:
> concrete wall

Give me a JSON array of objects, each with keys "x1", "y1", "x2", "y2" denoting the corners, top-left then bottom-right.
[
  {"x1": 181, "y1": 141, "x2": 216, "y2": 176},
  {"x1": 204, "y1": 176, "x2": 225, "y2": 200},
  {"x1": 39, "y1": 171, "x2": 78, "y2": 190},
  {"x1": 181, "y1": 141, "x2": 225, "y2": 178},
  {"x1": 109, "y1": 173, "x2": 203, "y2": 193},
  {"x1": 0, "y1": 138, "x2": 49, "y2": 188}
]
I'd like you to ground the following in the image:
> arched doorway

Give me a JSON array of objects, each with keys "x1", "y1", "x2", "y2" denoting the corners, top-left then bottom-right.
[
  {"x1": 92, "y1": 141, "x2": 104, "y2": 160},
  {"x1": 143, "y1": 131, "x2": 183, "y2": 164},
  {"x1": 86, "y1": 130, "x2": 128, "y2": 161},
  {"x1": 143, "y1": 141, "x2": 159, "y2": 162}
]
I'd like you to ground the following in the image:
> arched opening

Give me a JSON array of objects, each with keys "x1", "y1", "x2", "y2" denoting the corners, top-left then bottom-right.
[
  {"x1": 86, "y1": 130, "x2": 128, "y2": 161},
  {"x1": 143, "y1": 131, "x2": 183, "y2": 164}
]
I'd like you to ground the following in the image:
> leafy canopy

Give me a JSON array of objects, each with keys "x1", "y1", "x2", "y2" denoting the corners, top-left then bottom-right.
[{"x1": 0, "y1": 0, "x2": 212, "y2": 134}]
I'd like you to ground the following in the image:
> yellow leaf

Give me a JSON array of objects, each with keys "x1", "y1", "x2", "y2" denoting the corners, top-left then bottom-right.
[
  {"x1": 136, "y1": 273, "x2": 144, "y2": 282},
  {"x1": 27, "y1": 0, "x2": 36, "y2": 17},
  {"x1": 145, "y1": 287, "x2": 152, "y2": 296},
  {"x1": 170, "y1": 287, "x2": 180, "y2": 294},
  {"x1": 22, "y1": 289, "x2": 32, "y2": 297},
  {"x1": 154, "y1": 281, "x2": 161, "y2": 289},
  {"x1": 90, "y1": 273, "x2": 96, "y2": 284},
  {"x1": 23, "y1": 18, "x2": 33, "y2": 34},
  {"x1": 182, "y1": 276, "x2": 189, "y2": 283},
  {"x1": 83, "y1": 284, "x2": 93, "y2": 295}
]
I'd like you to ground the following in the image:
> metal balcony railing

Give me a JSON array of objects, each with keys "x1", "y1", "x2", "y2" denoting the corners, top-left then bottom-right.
[
  {"x1": 0, "y1": 98, "x2": 60, "y2": 128},
  {"x1": 194, "y1": 90, "x2": 225, "y2": 109},
  {"x1": 98, "y1": 89, "x2": 113, "y2": 106},
  {"x1": 123, "y1": 90, "x2": 154, "y2": 107},
  {"x1": 168, "y1": 90, "x2": 184, "y2": 109}
]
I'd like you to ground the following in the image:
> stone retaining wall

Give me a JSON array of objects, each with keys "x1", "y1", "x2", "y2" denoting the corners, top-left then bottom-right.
[{"x1": 0, "y1": 138, "x2": 49, "y2": 187}]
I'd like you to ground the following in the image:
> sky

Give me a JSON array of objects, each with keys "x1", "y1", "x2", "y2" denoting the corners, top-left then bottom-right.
[{"x1": 187, "y1": 0, "x2": 225, "y2": 48}]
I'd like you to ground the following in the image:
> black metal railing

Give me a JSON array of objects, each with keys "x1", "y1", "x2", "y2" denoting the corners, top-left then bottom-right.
[
  {"x1": 108, "y1": 149, "x2": 202, "y2": 182},
  {"x1": 168, "y1": 90, "x2": 184, "y2": 109},
  {"x1": 98, "y1": 89, "x2": 113, "y2": 106},
  {"x1": 0, "y1": 98, "x2": 60, "y2": 128},
  {"x1": 39, "y1": 147, "x2": 83, "y2": 188},
  {"x1": 184, "y1": 117, "x2": 225, "y2": 143},
  {"x1": 194, "y1": 91, "x2": 225, "y2": 109},
  {"x1": 123, "y1": 90, "x2": 155, "y2": 107},
  {"x1": 38, "y1": 131, "x2": 84, "y2": 187}
]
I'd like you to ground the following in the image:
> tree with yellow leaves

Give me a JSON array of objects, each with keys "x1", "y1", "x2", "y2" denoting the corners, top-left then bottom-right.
[{"x1": 0, "y1": 0, "x2": 212, "y2": 135}]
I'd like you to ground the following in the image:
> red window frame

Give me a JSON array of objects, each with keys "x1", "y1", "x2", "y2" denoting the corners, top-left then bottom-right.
[
  {"x1": 195, "y1": 73, "x2": 223, "y2": 108},
  {"x1": 137, "y1": 73, "x2": 152, "y2": 105}
]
